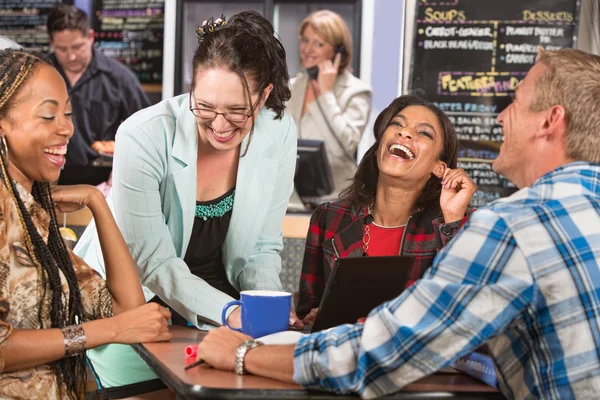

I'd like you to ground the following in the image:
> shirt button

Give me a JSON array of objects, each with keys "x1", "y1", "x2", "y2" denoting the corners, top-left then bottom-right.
[{"x1": 441, "y1": 225, "x2": 454, "y2": 236}]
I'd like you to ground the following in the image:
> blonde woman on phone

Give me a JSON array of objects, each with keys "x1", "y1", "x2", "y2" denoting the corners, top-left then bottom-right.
[{"x1": 288, "y1": 10, "x2": 372, "y2": 201}]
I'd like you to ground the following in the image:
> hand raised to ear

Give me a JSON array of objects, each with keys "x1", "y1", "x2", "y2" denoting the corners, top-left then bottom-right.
[
  {"x1": 315, "y1": 52, "x2": 341, "y2": 95},
  {"x1": 439, "y1": 168, "x2": 477, "y2": 223}
]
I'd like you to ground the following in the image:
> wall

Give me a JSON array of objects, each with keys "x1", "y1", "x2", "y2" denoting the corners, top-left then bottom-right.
[
  {"x1": 74, "y1": 0, "x2": 93, "y2": 18},
  {"x1": 367, "y1": 0, "x2": 406, "y2": 113},
  {"x1": 577, "y1": 0, "x2": 600, "y2": 55}
]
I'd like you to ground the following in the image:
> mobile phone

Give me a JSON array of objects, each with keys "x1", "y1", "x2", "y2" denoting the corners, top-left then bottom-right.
[{"x1": 306, "y1": 44, "x2": 347, "y2": 80}]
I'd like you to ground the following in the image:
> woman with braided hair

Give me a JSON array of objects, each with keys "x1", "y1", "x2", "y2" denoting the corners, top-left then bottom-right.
[
  {"x1": 75, "y1": 9, "x2": 300, "y2": 390},
  {"x1": 0, "y1": 49, "x2": 171, "y2": 399}
]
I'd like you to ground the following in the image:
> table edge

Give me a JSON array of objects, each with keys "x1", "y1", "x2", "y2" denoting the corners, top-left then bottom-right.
[{"x1": 131, "y1": 344, "x2": 504, "y2": 399}]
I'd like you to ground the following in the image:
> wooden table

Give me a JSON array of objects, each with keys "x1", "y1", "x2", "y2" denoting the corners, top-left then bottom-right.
[{"x1": 132, "y1": 326, "x2": 503, "y2": 399}]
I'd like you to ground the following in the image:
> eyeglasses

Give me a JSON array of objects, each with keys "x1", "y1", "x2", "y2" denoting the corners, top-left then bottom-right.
[{"x1": 189, "y1": 92, "x2": 262, "y2": 124}]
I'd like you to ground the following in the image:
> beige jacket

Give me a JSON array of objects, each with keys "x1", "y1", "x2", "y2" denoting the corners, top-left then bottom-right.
[{"x1": 288, "y1": 70, "x2": 372, "y2": 199}]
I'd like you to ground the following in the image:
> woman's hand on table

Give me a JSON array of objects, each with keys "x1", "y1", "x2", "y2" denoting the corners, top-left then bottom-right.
[
  {"x1": 196, "y1": 327, "x2": 252, "y2": 371},
  {"x1": 110, "y1": 303, "x2": 172, "y2": 344},
  {"x1": 302, "y1": 308, "x2": 318, "y2": 325}
]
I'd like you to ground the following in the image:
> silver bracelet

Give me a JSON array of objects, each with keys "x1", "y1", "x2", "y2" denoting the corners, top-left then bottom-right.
[{"x1": 61, "y1": 324, "x2": 86, "y2": 357}]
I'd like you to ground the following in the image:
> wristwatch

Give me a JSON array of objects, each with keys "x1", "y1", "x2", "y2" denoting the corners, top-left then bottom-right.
[{"x1": 235, "y1": 339, "x2": 264, "y2": 375}]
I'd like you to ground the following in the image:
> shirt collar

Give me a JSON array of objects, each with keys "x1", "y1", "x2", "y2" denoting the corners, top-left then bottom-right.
[
  {"x1": 50, "y1": 47, "x2": 112, "y2": 76},
  {"x1": 534, "y1": 161, "x2": 600, "y2": 186},
  {"x1": 89, "y1": 47, "x2": 113, "y2": 74},
  {"x1": 49, "y1": 47, "x2": 111, "y2": 91},
  {"x1": 517, "y1": 161, "x2": 600, "y2": 202}
]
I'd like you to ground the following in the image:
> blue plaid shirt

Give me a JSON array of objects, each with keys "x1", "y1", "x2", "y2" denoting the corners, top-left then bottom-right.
[{"x1": 293, "y1": 162, "x2": 600, "y2": 399}]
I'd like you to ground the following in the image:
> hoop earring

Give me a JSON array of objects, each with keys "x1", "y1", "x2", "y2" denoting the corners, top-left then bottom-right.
[{"x1": 0, "y1": 136, "x2": 8, "y2": 164}]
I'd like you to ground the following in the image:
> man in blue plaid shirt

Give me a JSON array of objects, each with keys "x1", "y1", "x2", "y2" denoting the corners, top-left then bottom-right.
[{"x1": 196, "y1": 48, "x2": 600, "y2": 399}]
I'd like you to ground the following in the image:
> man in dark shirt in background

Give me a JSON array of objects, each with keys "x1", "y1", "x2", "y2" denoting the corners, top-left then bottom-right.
[{"x1": 47, "y1": 4, "x2": 151, "y2": 185}]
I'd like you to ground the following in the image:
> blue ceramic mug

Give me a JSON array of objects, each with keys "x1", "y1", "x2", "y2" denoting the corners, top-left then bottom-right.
[{"x1": 222, "y1": 290, "x2": 291, "y2": 338}]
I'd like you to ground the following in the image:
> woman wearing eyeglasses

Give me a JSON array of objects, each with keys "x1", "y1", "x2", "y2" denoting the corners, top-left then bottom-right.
[{"x1": 74, "y1": 11, "x2": 299, "y2": 392}]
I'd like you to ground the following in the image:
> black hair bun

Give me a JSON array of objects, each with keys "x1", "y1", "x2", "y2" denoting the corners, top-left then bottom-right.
[{"x1": 228, "y1": 10, "x2": 275, "y2": 36}]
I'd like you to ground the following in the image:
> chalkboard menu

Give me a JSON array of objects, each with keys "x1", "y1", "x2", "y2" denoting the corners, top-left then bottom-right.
[
  {"x1": 0, "y1": 0, "x2": 69, "y2": 52},
  {"x1": 92, "y1": 0, "x2": 164, "y2": 85},
  {"x1": 408, "y1": 0, "x2": 580, "y2": 206}
]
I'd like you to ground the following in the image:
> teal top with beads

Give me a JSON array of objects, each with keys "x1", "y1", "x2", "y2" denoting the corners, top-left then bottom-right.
[{"x1": 195, "y1": 189, "x2": 235, "y2": 220}]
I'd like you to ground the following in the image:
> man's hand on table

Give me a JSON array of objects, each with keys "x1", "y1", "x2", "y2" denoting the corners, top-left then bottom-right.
[
  {"x1": 196, "y1": 326, "x2": 297, "y2": 383},
  {"x1": 196, "y1": 327, "x2": 251, "y2": 371}
]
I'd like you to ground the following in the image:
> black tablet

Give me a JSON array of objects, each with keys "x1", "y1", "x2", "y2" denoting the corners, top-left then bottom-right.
[{"x1": 310, "y1": 255, "x2": 415, "y2": 333}]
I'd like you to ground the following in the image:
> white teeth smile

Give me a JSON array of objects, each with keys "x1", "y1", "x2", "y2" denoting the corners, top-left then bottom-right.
[
  {"x1": 212, "y1": 129, "x2": 235, "y2": 138},
  {"x1": 388, "y1": 144, "x2": 415, "y2": 160},
  {"x1": 43, "y1": 146, "x2": 67, "y2": 155}
]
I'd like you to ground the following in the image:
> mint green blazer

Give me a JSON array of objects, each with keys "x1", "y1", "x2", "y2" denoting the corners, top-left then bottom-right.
[{"x1": 75, "y1": 94, "x2": 297, "y2": 329}]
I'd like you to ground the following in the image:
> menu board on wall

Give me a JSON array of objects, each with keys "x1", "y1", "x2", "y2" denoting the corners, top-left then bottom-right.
[
  {"x1": 408, "y1": 0, "x2": 580, "y2": 206},
  {"x1": 92, "y1": 0, "x2": 164, "y2": 85},
  {"x1": 0, "y1": 0, "x2": 69, "y2": 52}
]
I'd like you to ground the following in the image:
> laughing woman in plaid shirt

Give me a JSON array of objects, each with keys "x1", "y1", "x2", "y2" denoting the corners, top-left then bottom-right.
[
  {"x1": 296, "y1": 95, "x2": 477, "y2": 323},
  {"x1": 196, "y1": 48, "x2": 600, "y2": 399}
]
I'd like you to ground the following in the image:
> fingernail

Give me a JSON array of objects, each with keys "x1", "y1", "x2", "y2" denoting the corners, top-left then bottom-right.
[{"x1": 289, "y1": 318, "x2": 295, "y2": 324}]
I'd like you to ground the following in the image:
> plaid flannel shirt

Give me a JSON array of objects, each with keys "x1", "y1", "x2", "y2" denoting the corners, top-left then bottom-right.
[
  {"x1": 293, "y1": 162, "x2": 600, "y2": 399},
  {"x1": 296, "y1": 201, "x2": 468, "y2": 318}
]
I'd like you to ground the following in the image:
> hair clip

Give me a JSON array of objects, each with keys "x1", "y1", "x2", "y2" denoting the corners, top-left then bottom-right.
[{"x1": 196, "y1": 15, "x2": 227, "y2": 43}]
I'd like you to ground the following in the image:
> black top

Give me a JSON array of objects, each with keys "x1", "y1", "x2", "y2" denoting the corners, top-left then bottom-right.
[
  {"x1": 184, "y1": 187, "x2": 239, "y2": 300},
  {"x1": 49, "y1": 48, "x2": 151, "y2": 169}
]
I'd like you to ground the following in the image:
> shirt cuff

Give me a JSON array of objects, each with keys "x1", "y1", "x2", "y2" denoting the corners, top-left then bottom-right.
[
  {"x1": 292, "y1": 334, "x2": 322, "y2": 386},
  {"x1": 432, "y1": 214, "x2": 469, "y2": 247},
  {"x1": 193, "y1": 303, "x2": 239, "y2": 329}
]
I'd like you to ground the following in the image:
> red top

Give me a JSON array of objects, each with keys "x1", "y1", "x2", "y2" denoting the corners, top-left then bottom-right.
[{"x1": 366, "y1": 223, "x2": 405, "y2": 256}]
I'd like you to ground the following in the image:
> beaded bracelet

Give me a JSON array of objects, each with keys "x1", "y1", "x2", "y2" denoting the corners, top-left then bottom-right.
[{"x1": 61, "y1": 325, "x2": 86, "y2": 357}]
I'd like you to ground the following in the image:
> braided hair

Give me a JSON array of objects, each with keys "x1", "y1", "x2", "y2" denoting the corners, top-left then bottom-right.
[{"x1": 0, "y1": 49, "x2": 87, "y2": 399}]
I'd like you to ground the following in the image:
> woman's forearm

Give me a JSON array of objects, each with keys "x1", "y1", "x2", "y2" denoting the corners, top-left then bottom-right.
[
  {"x1": 2, "y1": 319, "x2": 116, "y2": 372},
  {"x1": 87, "y1": 190, "x2": 145, "y2": 313}
]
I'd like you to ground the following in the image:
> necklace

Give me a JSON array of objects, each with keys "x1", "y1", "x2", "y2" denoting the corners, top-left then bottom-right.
[
  {"x1": 367, "y1": 205, "x2": 407, "y2": 228},
  {"x1": 362, "y1": 205, "x2": 373, "y2": 255},
  {"x1": 363, "y1": 205, "x2": 408, "y2": 255},
  {"x1": 195, "y1": 189, "x2": 235, "y2": 220},
  {"x1": 363, "y1": 224, "x2": 371, "y2": 255},
  {"x1": 371, "y1": 221, "x2": 407, "y2": 229}
]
